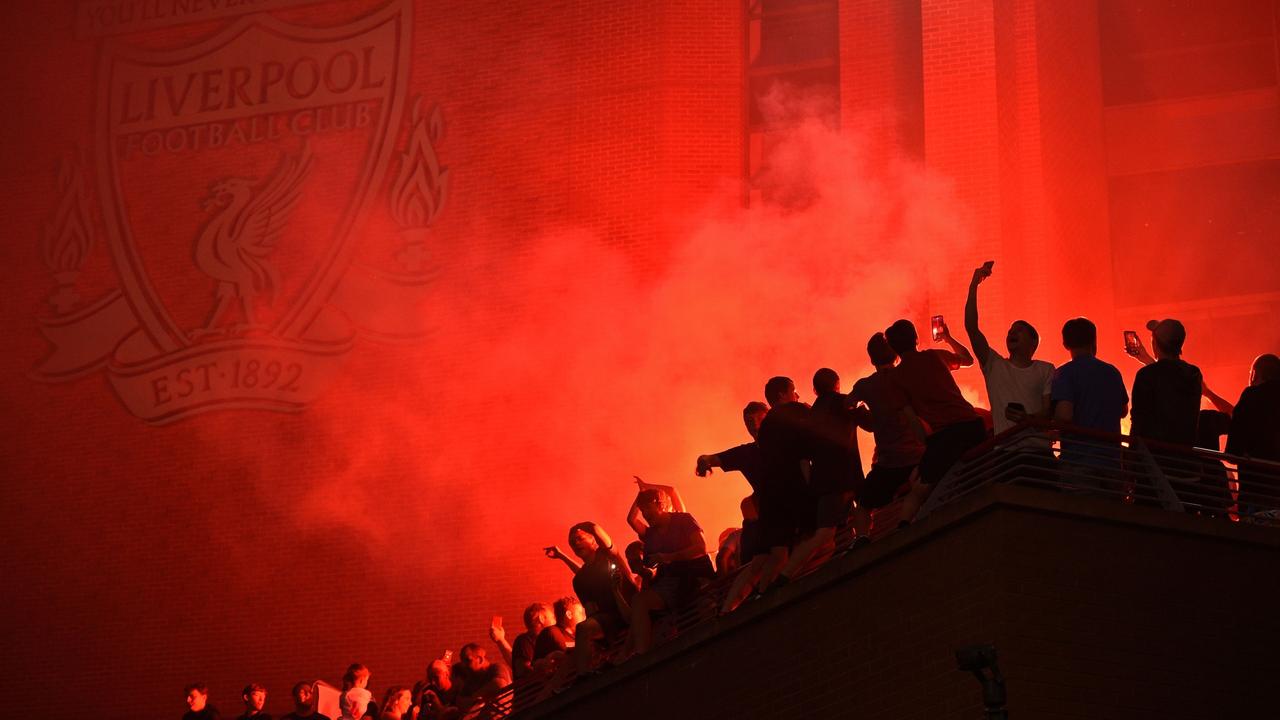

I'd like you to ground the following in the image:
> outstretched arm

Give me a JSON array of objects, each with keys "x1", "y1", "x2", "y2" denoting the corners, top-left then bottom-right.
[
  {"x1": 938, "y1": 320, "x2": 974, "y2": 369},
  {"x1": 542, "y1": 545, "x2": 582, "y2": 574},
  {"x1": 965, "y1": 263, "x2": 994, "y2": 368}
]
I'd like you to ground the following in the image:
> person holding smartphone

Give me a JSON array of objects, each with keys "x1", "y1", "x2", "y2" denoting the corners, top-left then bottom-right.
[
  {"x1": 624, "y1": 484, "x2": 714, "y2": 655},
  {"x1": 964, "y1": 261, "x2": 1055, "y2": 447},
  {"x1": 883, "y1": 317, "x2": 982, "y2": 523}
]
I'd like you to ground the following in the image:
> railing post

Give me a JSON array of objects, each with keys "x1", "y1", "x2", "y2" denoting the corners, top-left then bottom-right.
[{"x1": 1129, "y1": 439, "x2": 1186, "y2": 513}]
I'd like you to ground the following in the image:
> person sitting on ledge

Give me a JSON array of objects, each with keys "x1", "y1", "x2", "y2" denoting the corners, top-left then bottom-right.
[
  {"x1": 414, "y1": 658, "x2": 457, "y2": 720},
  {"x1": 184, "y1": 683, "x2": 221, "y2": 720},
  {"x1": 237, "y1": 683, "x2": 271, "y2": 720},
  {"x1": 280, "y1": 682, "x2": 330, "y2": 720},
  {"x1": 452, "y1": 644, "x2": 510, "y2": 716},
  {"x1": 624, "y1": 483, "x2": 714, "y2": 655},
  {"x1": 555, "y1": 521, "x2": 635, "y2": 675},
  {"x1": 533, "y1": 596, "x2": 584, "y2": 663}
]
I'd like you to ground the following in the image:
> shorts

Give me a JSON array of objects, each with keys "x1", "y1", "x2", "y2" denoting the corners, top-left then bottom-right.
[
  {"x1": 756, "y1": 488, "x2": 813, "y2": 549},
  {"x1": 739, "y1": 518, "x2": 766, "y2": 562},
  {"x1": 814, "y1": 490, "x2": 854, "y2": 528},
  {"x1": 651, "y1": 573, "x2": 706, "y2": 609},
  {"x1": 919, "y1": 418, "x2": 986, "y2": 485},
  {"x1": 859, "y1": 464, "x2": 915, "y2": 508},
  {"x1": 588, "y1": 610, "x2": 626, "y2": 642}
]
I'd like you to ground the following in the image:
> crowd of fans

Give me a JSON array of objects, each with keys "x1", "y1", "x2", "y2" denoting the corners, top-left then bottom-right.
[{"x1": 182, "y1": 262, "x2": 1280, "y2": 719}]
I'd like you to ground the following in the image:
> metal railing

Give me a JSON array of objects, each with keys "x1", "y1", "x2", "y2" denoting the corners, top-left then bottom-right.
[
  {"x1": 919, "y1": 419, "x2": 1280, "y2": 524},
  {"x1": 474, "y1": 420, "x2": 1280, "y2": 717}
]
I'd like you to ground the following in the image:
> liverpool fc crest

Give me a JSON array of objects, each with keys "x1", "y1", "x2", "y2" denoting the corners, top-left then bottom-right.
[{"x1": 33, "y1": 0, "x2": 443, "y2": 424}]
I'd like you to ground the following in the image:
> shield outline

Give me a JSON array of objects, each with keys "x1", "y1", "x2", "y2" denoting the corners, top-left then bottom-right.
[{"x1": 93, "y1": 0, "x2": 412, "y2": 354}]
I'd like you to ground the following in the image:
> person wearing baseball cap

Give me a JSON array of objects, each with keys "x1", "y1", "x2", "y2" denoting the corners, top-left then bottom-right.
[{"x1": 1131, "y1": 318, "x2": 1203, "y2": 455}]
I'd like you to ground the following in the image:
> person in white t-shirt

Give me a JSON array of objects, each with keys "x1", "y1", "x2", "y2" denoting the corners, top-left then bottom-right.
[{"x1": 964, "y1": 261, "x2": 1055, "y2": 442}]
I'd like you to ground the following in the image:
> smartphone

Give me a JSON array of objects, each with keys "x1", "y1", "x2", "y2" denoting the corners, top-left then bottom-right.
[
  {"x1": 491, "y1": 615, "x2": 502, "y2": 629},
  {"x1": 1124, "y1": 330, "x2": 1140, "y2": 355},
  {"x1": 980, "y1": 260, "x2": 995, "y2": 276},
  {"x1": 931, "y1": 315, "x2": 945, "y2": 342},
  {"x1": 1007, "y1": 402, "x2": 1025, "y2": 412}
]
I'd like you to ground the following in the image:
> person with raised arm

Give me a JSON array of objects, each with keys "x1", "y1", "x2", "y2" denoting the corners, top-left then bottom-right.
[
  {"x1": 695, "y1": 401, "x2": 770, "y2": 612},
  {"x1": 884, "y1": 319, "x2": 984, "y2": 523},
  {"x1": 965, "y1": 261, "x2": 1055, "y2": 443},
  {"x1": 847, "y1": 333, "x2": 925, "y2": 540},
  {"x1": 489, "y1": 602, "x2": 553, "y2": 680},
  {"x1": 554, "y1": 521, "x2": 636, "y2": 675},
  {"x1": 624, "y1": 483, "x2": 714, "y2": 655}
]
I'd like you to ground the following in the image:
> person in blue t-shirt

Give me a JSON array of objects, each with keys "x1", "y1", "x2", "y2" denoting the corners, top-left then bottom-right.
[{"x1": 1051, "y1": 317, "x2": 1129, "y2": 481}]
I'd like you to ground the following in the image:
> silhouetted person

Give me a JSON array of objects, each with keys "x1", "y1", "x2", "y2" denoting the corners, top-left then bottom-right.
[
  {"x1": 1124, "y1": 330, "x2": 1234, "y2": 416},
  {"x1": 1052, "y1": 317, "x2": 1129, "y2": 483},
  {"x1": 184, "y1": 683, "x2": 221, "y2": 720},
  {"x1": 885, "y1": 319, "x2": 983, "y2": 522},
  {"x1": 754, "y1": 376, "x2": 814, "y2": 589},
  {"x1": 774, "y1": 367, "x2": 863, "y2": 582},
  {"x1": 1129, "y1": 318, "x2": 1204, "y2": 497},
  {"x1": 625, "y1": 486, "x2": 713, "y2": 655},
  {"x1": 1052, "y1": 318, "x2": 1129, "y2": 433},
  {"x1": 696, "y1": 401, "x2": 768, "y2": 568},
  {"x1": 281, "y1": 682, "x2": 331, "y2": 720},
  {"x1": 559, "y1": 522, "x2": 635, "y2": 674},
  {"x1": 695, "y1": 401, "x2": 772, "y2": 612},
  {"x1": 1227, "y1": 354, "x2": 1280, "y2": 512},
  {"x1": 491, "y1": 602, "x2": 553, "y2": 680},
  {"x1": 237, "y1": 684, "x2": 271, "y2": 720},
  {"x1": 965, "y1": 262, "x2": 1054, "y2": 440},
  {"x1": 848, "y1": 332, "x2": 925, "y2": 537},
  {"x1": 1131, "y1": 319, "x2": 1202, "y2": 448}
]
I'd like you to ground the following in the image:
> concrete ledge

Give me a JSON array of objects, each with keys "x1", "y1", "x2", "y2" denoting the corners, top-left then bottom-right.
[{"x1": 523, "y1": 483, "x2": 1280, "y2": 718}]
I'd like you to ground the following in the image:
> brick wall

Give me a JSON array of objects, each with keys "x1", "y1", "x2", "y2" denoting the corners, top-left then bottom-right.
[{"x1": 0, "y1": 1, "x2": 741, "y2": 717}]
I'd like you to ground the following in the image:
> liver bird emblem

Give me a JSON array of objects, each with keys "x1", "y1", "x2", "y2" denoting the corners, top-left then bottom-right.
[{"x1": 193, "y1": 144, "x2": 312, "y2": 333}]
